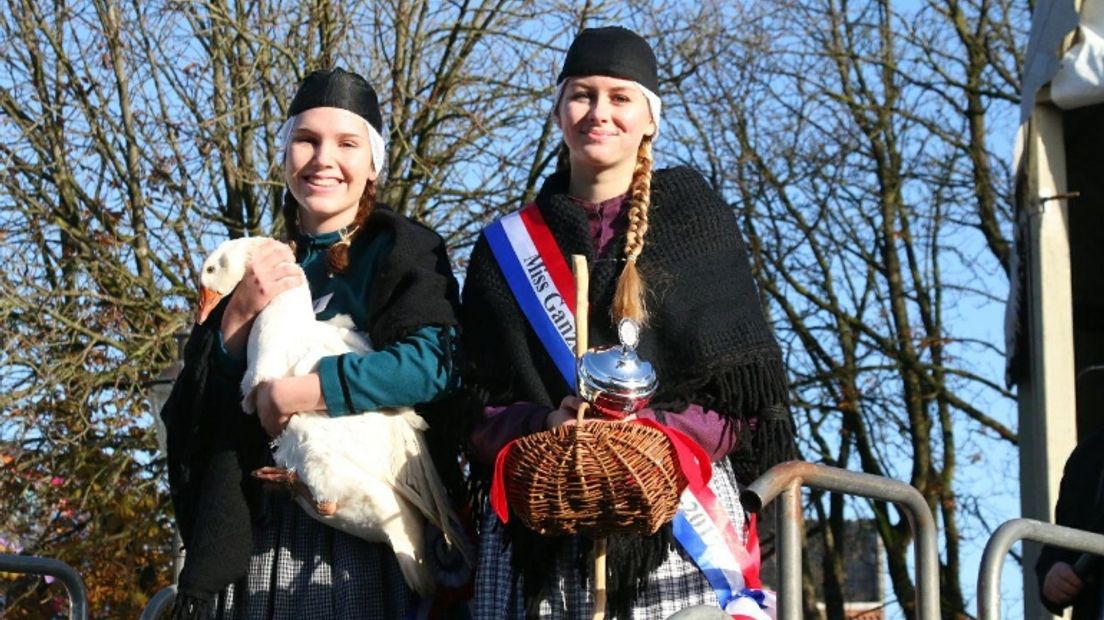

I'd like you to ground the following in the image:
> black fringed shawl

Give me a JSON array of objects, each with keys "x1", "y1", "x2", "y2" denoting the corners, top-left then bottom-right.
[
  {"x1": 162, "y1": 207, "x2": 461, "y2": 618},
  {"x1": 461, "y1": 166, "x2": 795, "y2": 617}
]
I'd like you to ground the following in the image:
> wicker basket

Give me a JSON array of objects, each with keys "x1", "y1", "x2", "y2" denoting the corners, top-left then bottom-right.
[{"x1": 500, "y1": 421, "x2": 687, "y2": 536}]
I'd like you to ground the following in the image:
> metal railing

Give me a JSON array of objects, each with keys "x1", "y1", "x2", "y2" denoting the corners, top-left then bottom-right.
[
  {"x1": 977, "y1": 518, "x2": 1104, "y2": 619},
  {"x1": 26, "y1": 467, "x2": 1096, "y2": 620},
  {"x1": 740, "y1": 460, "x2": 939, "y2": 620},
  {"x1": 138, "y1": 585, "x2": 176, "y2": 620},
  {"x1": 0, "y1": 553, "x2": 88, "y2": 620}
]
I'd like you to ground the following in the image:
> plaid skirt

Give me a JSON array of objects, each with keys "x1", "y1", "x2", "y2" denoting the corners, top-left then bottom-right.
[
  {"x1": 473, "y1": 459, "x2": 747, "y2": 620},
  {"x1": 209, "y1": 495, "x2": 416, "y2": 619}
]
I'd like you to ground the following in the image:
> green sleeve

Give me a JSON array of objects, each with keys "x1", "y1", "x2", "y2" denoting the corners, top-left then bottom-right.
[{"x1": 316, "y1": 325, "x2": 457, "y2": 416}]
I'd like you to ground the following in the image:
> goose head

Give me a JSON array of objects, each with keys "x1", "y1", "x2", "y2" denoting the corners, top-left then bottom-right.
[{"x1": 196, "y1": 237, "x2": 272, "y2": 324}]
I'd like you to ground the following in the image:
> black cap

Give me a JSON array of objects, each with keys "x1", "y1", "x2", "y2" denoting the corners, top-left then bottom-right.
[
  {"x1": 556, "y1": 27, "x2": 659, "y2": 94},
  {"x1": 287, "y1": 67, "x2": 383, "y2": 134}
]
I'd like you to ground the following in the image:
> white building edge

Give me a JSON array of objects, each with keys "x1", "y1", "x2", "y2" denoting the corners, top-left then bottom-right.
[{"x1": 1010, "y1": 1, "x2": 1104, "y2": 616}]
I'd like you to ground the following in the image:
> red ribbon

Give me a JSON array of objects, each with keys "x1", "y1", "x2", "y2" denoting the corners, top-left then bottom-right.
[
  {"x1": 743, "y1": 513, "x2": 763, "y2": 589},
  {"x1": 489, "y1": 418, "x2": 713, "y2": 525},
  {"x1": 631, "y1": 418, "x2": 713, "y2": 493},
  {"x1": 490, "y1": 435, "x2": 522, "y2": 523}
]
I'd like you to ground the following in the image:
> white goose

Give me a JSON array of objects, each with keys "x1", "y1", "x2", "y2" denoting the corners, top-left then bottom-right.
[{"x1": 195, "y1": 236, "x2": 470, "y2": 596}]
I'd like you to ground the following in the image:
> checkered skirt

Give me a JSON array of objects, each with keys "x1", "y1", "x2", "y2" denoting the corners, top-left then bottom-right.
[
  {"x1": 209, "y1": 495, "x2": 415, "y2": 619},
  {"x1": 473, "y1": 459, "x2": 747, "y2": 620}
]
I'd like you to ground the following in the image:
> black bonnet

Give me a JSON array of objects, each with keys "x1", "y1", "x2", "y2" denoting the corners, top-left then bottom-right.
[
  {"x1": 287, "y1": 67, "x2": 383, "y2": 134},
  {"x1": 556, "y1": 27, "x2": 658, "y2": 93}
]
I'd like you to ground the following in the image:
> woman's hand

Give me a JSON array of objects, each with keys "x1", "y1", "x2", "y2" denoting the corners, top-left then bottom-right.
[
  {"x1": 221, "y1": 240, "x2": 303, "y2": 357},
  {"x1": 1043, "y1": 561, "x2": 1084, "y2": 606},
  {"x1": 544, "y1": 395, "x2": 636, "y2": 428},
  {"x1": 544, "y1": 395, "x2": 585, "y2": 428},
  {"x1": 255, "y1": 374, "x2": 326, "y2": 438},
  {"x1": 256, "y1": 381, "x2": 294, "y2": 438}
]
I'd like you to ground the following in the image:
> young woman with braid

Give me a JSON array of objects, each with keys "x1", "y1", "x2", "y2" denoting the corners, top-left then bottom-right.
[
  {"x1": 461, "y1": 27, "x2": 796, "y2": 618},
  {"x1": 161, "y1": 68, "x2": 462, "y2": 618}
]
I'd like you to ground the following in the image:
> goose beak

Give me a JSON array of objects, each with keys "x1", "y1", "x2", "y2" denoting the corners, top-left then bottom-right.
[{"x1": 196, "y1": 285, "x2": 223, "y2": 325}]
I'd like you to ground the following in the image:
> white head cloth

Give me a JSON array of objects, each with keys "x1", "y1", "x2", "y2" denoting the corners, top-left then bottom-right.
[
  {"x1": 551, "y1": 79, "x2": 662, "y2": 136},
  {"x1": 277, "y1": 113, "x2": 387, "y2": 178}
]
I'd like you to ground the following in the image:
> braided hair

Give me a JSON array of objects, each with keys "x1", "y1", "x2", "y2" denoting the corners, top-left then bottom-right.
[
  {"x1": 552, "y1": 26, "x2": 660, "y2": 325},
  {"x1": 281, "y1": 180, "x2": 377, "y2": 274},
  {"x1": 555, "y1": 134, "x2": 655, "y2": 325}
]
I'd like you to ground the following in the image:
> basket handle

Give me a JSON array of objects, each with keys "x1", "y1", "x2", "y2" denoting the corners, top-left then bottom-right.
[{"x1": 572, "y1": 254, "x2": 590, "y2": 425}]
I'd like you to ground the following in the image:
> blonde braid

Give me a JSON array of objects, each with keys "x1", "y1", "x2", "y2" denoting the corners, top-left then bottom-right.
[{"x1": 612, "y1": 135, "x2": 653, "y2": 325}]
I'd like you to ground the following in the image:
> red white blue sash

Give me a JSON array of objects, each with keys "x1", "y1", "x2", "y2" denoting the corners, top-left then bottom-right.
[
  {"x1": 485, "y1": 205, "x2": 773, "y2": 619},
  {"x1": 672, "y1": 489, "x2": 776, "y2": 619},
  {"x1": 638, "y1": 418, "x2": 775, "y2": 619},
  {"x1": 484, "y1": 204, "x2": 577, "y2": 388}
]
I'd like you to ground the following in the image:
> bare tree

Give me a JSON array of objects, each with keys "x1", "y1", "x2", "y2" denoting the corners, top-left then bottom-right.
[
  {"x1": 0, "y1": 0, "x2": 613, "y2": 613},
  {"x1": 0, "y1": 0, "x2": 1024, "y2": 616},
  {"x1": 0, "y1": 0, "x2": 355, "y2": 612},
  {"x1": 648, "y1": 0, "x2": 1023, "y2": 617}
]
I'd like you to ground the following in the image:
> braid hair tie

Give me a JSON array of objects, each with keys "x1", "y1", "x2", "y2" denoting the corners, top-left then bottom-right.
[{"x1": 338, "y1": 225, "x2": 360, "y2": 247}]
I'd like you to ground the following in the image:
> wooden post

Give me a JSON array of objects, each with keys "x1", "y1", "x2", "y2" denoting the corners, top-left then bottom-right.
[
  {"x1": 571, "y1": 255, "x2": 606, "y2": 620},
  {"x1": 573, "y1": 254, "x2": 590, "y2": 422}
]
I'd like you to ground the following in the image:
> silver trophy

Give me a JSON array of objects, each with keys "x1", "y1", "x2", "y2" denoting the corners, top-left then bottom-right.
[{"x1": 577, "y1": 319, "x2": 658, "y2": 419}]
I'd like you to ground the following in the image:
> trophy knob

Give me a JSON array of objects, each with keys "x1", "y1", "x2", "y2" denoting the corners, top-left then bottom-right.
[{"x1": 577, "y1": 319, "x2": 658, "y2": 419}]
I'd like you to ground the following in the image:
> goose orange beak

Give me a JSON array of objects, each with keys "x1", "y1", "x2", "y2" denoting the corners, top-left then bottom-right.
[{"x1": 196, "y1": 286, "x2": 223, "y2": 325}]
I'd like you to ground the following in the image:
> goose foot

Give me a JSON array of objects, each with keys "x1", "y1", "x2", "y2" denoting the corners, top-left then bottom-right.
[
  {"x1": 252, "y1": 467, "x2": 339, "y2": 516},
  {"x1": 314, "y1": 500, "x2": 338, "y2": 516},
  {"x1": 253, "y1": 466, "x2": 298, "y2": 486}
]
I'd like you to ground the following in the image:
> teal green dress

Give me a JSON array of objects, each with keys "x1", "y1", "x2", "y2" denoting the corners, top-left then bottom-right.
[
  {"x1": 211, "y1": 225, "x2": 458, "y2": 619},
  {"x1": 301, "y1": 227, "x2": 456, "y2": 415}
]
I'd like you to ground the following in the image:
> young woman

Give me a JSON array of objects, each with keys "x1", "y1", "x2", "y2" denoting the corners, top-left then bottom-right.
[
  {"x1": 162, "y1": 67, "x2": 462, "y2": 619},
  {"x1": 462, "y1": 27, "x2": 796, "y2": 619}
]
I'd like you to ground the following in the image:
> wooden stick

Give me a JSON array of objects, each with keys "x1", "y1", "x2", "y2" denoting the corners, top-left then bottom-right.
[
  {"x1": 593, "y1": 538, "x2": 607, "y2": 620},
  {"x1": 571, "y1": 254, "x2": 606, "y2": 620},
  {"x1": 571, "y1": 255, "x2": 590, "y2": 424}
]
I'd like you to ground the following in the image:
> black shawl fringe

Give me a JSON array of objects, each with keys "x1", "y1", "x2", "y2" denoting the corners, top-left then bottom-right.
[
  {"x1": 730, "y1": 404, "x2": 797, "y2": 484},
  {"x1": 170, "y1": 592, "x2": 213, "y2": 620},
  {"x1": 508, "y1": 521, "x2": 674, "y2": 620},
  {"x1": 656, "y1": 350, "x2": 789, "y2": 422}
]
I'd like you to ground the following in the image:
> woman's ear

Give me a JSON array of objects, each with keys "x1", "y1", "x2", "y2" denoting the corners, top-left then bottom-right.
[{"x1": 366, "y1": 150, "x2": 380, "y2": 182}]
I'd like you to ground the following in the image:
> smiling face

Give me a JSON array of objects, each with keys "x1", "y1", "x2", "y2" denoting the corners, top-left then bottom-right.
[
  {"x1": 284, "y1": 106, "x2": 377, "y2": 234},
  {"x1": 555, "y1": 75, "x2": 656, "y2": 178}
]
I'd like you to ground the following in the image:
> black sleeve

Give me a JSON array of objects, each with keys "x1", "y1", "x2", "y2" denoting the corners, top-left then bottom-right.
[
  {"x1": 1035, "y1": 431, "x2": 1104, "y2": 613},
  {"x1": 363, "y1": 210, "x2": 460, "y2": 348},
  {"x1": 160, "y1": 300, "x2": 270, "y2": 602},
  {"x1": 161, "y1": 313, "x2": 221, "y2": 547},
  {"x1": 460, "y1": 233, "x2": 517, "y2": 403}
]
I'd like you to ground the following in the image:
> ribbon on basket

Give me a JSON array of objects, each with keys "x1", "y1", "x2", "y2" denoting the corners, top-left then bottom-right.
[
  {"x1": 489, "y1": 418, "x2": 711, "y2": 524},
  {"x1": 672, "y1": 479, "x2": 776, "y2": 619}
]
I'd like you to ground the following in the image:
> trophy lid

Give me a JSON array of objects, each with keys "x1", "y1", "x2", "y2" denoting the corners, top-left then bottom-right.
[{"x1": 577, "y1": 319, "x2": 658, "y2": 416}]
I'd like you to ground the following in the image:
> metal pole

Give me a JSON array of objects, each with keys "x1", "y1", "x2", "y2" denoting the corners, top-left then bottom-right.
[
  {"x1": 0, "y1": 554, "x2": 88, "y2": 620},
  {"x1": 138, "y1": 585, "x2": 176, "y2": 620},
  {"x1": 741, "y1": 461, "x2": 939, "y2": 620},
  {"x1": 776, "y1": 480, "x2": 803, "y2": 620},
  {"x1": 978, "y1": 518, "x2": 1104, "y2": 619},
  {"x1": 150, "y1": 329, "x2": 189, "y2": 585},
  {"x1": 1018, "y1": 100, "x2": 1078, "y2": 620}
]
